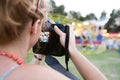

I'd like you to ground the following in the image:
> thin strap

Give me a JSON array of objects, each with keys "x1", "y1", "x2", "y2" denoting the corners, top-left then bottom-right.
[
  {"x1": 0, "y1": 64, "x2": 19, "y2": 80},
  {"x1": 65, "y1": 25, "x2": 70, "y2": 71}
]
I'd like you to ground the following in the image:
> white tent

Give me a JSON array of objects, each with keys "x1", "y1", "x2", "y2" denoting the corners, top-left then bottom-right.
[
  {"x1": 85, "y1": 17, "x2": 110, "y2": 32},
  {"x1": 86, "y1": 17, "x2": 109, "y2": 27}
]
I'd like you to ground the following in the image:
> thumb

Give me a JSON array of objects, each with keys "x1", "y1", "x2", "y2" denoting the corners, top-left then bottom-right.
[{"x1": 54, "y1": 25, "x2": 64, "y2": 36}]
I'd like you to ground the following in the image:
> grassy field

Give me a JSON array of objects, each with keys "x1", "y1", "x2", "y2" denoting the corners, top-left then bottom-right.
[
  {"x1": 26, "y1": 46, "x2": 120, "y2": 80},
  {"x1": 85, "y1": 50, "x2": 120, "y2": 80}
]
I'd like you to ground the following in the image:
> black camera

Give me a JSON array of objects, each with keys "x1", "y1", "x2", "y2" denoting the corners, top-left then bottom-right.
[{"x1": 33, "y1": 18, "x2": 69, "y2": 56}]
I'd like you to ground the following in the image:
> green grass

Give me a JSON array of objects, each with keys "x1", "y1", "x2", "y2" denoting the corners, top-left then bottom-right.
[
  {"x1": 85, "y1": 50, "x2": 120, "y2": 80},
  {"x1": 26, "y1": 47, "x2": 120, "y2": 80}
]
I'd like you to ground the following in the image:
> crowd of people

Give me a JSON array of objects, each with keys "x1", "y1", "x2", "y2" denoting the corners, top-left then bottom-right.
[{"x1": 75, "y1": 26, "x2": 120, "y2": 54}]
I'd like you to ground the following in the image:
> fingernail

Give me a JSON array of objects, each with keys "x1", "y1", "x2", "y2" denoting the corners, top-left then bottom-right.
[{"x1": 54, "y1": 25, "x2": 57, "y2": 29}]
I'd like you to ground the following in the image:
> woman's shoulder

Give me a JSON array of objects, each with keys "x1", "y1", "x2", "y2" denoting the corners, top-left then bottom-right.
[{"x1": 6, "y1": 64, "x2": 70, "y2": 80}]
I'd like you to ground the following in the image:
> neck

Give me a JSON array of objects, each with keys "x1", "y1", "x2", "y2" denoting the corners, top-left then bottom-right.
[{"x1": 0, "y1": 37, "x2": 30, "y2": 62}]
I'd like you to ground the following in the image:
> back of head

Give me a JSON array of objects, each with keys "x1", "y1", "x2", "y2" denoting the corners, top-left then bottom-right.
[{"x1": 0, "y1": 0, "x2": 47, "y2": 45}]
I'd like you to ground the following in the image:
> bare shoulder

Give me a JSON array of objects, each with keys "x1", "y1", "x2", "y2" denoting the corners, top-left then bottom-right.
[{"x1": 6, "y1": 64, "x2": 70, "y2": 80}]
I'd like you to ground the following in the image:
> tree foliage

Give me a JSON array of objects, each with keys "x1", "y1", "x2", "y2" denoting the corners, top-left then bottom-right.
[
  {"x1": 49, "y1": 0, "x2": 67, "y2": 16},
  {"x1": 49, "y1": 0, "x2": 98, "y2": 21},
  {"x1": 68, "y1": 11, "x2": 85, "y2": 21},
  {"x1": 105, "y1": 9, "x2": 120, "y2": 33},
  {"x1": 100, "y1": 11, "x2": 107, "y2": 19},
  {"x1": 85, "y1": 13, "x2": 97, "y2": 20},
  {"x1": 49, "y1": 0, "x2": 120, "y2": 33}
]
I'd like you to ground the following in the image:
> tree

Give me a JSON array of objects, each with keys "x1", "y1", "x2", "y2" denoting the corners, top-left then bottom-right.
[
  {"x1": 49, "y1": 0, "x2": 67, "y2": 16},
  {"x1": 69, "y1": 11, "x2": 85, "y2": 21},
  {"x1": 105, "y1": 9, "x2": 120, "y2": 33},
  {"x1": 50, "y1": 0, "x2": 56, "y2": 8},
  {"x1": 54, "y1": 5, "x2": 67, "y2": 16},
  {"x1": 49, "y1": 0, "x2": 57, "y2": 13},
  {"x1": 85, "y1": 13, "x2": 97, "y2": 20},
  {"x1": 100, "y1": 11, "x2": 107, "y2": 19},
  {"x1": 69, "y1": 11, "x2": 80, "y2": 19}
]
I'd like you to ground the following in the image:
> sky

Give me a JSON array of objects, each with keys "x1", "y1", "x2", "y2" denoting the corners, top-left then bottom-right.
[{"x1": 49, "y1": 0, "x2": 120, "y2": 19}]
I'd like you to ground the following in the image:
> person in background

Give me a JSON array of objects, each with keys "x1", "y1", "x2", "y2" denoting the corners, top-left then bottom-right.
[
  {"x1": 118, "y1": 38, "x2": 120, "y2": 55},
  {"x1": 0, "y1": 0, "x2": 107, "y2": 80},
  {"x1": 96, "y1": 27, "x2": 103, "y2": 44}
]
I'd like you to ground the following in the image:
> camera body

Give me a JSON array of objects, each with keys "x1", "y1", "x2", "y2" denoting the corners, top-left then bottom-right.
[{"x1": 33, "y1": 19, "x2": 68, "y2": 56}]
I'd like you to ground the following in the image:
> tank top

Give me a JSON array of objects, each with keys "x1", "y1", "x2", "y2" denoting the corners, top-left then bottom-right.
[{"x1": 0, "y1": 64, "x2": 19, "y2": 80}]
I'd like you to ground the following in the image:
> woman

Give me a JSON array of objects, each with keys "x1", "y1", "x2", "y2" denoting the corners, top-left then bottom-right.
[{"x1": 0, "y1": 0, "x2": 107, "y2": 80}]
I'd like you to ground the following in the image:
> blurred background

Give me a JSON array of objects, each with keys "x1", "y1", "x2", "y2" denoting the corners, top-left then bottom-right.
[{"x1": 27, "y1": 0, "x2": 120, "y2": 80}]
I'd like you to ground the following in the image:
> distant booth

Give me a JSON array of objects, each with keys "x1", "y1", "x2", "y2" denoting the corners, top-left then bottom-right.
[{"x1": 73, "y1": 17, "x2": 110, "y2": 47}]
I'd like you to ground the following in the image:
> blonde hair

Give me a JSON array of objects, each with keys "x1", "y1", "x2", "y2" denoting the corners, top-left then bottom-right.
[{"x1": 0, "y1": 0, "x2": 47, "y2": 44}]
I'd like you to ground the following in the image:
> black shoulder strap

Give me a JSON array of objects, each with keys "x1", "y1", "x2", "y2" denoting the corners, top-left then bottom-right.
[
  {"x1": 65, "y1": 25, "x2": 70, "y2": 71},
  {"x1": 45, "y1": 56, "x2": 79, "y2": 80}
]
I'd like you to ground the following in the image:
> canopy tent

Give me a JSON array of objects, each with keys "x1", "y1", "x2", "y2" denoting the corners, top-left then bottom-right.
[
  {"x1": 85, "y1": 17, "x2": 109, "y2": 33},
  {"x1": 86, "y1": 17, "x2": 109, "y2": 28}
]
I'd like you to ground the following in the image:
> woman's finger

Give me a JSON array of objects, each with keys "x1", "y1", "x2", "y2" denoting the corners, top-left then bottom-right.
[{"x1": 54, "y1": 25, "x2": 64, "y2": 36}]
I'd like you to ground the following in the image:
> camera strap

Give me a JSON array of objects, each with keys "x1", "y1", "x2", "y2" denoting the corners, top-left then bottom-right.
[{"x1": 65, "y1": 25, "x2": 70, "y2": 71}]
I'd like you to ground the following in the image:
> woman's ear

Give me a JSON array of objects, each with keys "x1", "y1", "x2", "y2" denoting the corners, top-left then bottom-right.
[{"x1": 30, "y1": 19, "x2": 41, "y2": 35}]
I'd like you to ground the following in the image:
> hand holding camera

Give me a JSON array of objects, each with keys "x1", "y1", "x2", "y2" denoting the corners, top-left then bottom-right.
[
  {"x1": 54, "y1": 24, "x2": 76, "y2": 53},
  {"x1": 33, "y1": 18, "x2": 71, "y2": 56},
  {"x1": 33, "y1": 18, "x2": 73, "y2": 70}
]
